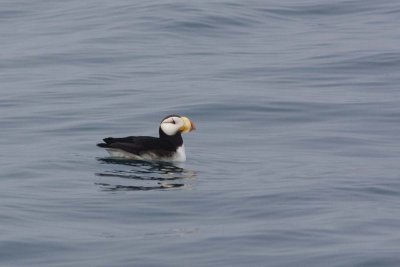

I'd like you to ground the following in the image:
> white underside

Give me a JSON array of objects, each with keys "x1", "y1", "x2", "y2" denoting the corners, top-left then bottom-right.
[{"x1": 105, "y1": 145, "x2": 186, "y2": 162}]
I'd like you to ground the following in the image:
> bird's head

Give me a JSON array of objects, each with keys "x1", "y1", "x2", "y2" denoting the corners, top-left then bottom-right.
[{"x1": 160, "y1": 115, "x2": 196, "y2": 136}]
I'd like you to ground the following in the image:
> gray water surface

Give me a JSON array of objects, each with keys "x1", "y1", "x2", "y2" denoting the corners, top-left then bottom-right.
[{"x1": 1, "y1": 0, "x2": 400, "y2": 266}]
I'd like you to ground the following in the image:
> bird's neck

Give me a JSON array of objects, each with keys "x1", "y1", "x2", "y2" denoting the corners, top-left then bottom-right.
[{"x1": 159, "y1": 127, "x2": 183, "y2": 147}]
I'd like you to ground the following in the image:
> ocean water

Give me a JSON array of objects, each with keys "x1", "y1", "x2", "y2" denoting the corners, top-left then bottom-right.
[{"x1": 1, "y1": 0, "x2": 400, "y2": 266}]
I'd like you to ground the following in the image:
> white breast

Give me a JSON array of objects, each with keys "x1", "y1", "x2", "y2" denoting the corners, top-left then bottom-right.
[
  {"x1": 172, "y1": 145, "x2": 186, "y2": 162},
  {"x1": 105, "y1": 145, "x2": 186, "y2": 162}
]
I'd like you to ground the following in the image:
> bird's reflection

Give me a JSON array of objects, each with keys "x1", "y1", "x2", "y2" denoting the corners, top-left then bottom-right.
[{"x1": 95, "y1": 158, "x2": 196, "y2": 191}]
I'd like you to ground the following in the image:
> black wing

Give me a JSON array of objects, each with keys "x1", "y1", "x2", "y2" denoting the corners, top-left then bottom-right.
[{"x1": 97, "y1": 136, "x2": 175, "y2": 155}]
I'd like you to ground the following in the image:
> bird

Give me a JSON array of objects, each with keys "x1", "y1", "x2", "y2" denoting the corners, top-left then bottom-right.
[{"x1": 97, "y1": 115, "x2": 196, "y2": 162}]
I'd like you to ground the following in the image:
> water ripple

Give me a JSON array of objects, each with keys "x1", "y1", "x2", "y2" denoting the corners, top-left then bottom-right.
[{"x1": 95, "y1": 158, "x2": 196, "y2": 191}]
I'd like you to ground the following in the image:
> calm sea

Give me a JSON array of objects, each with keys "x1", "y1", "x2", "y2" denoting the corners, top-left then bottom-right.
[{"x1": 1, "y1": 0, "x2": 400, "y2": 266}]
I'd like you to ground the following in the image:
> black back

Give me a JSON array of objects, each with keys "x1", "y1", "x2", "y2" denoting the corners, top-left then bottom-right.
[{"x1": 97, "y1": 128, "x2": 183, "y2": 156}]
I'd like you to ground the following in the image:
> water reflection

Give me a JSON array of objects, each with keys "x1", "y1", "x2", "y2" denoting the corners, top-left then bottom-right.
[{"x1": 95, "y1": 158, "x2": 196, "y2": 191}]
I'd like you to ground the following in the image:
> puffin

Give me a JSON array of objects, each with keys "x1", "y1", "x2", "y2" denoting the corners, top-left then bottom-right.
[{"x1": 97, "y1": 115, "x2": 196, "y2": 162}]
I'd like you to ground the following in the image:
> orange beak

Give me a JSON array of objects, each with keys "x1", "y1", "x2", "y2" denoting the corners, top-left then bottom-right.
[{"x1": 189, "y1": 119, "x2": 196, "y2": 132}]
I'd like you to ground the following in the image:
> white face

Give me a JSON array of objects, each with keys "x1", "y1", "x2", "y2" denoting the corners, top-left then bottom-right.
[{"x1": 160, "y1": 116, "x2": 185, "y2": 136}]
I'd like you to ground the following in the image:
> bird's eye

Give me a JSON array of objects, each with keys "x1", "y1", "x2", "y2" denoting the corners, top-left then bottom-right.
[{"x1": 163, "y1": 118, "x2": 175, "y2": 124}]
